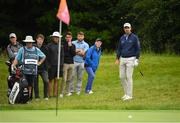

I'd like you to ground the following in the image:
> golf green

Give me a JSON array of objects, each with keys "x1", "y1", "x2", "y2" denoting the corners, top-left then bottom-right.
[{"x1": 0, "y1": 110, "x2": 180, "y2": 122}]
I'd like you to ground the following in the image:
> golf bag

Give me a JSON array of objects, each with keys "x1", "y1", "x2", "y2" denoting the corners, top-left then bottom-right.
[{"x1": 6, "y1": 61, "x2": 29, "y2": 104}]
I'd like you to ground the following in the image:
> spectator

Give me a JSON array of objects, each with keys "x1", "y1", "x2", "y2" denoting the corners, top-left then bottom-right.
[
  {"x1": 84, "y1": 38, "x2": 102, "y2": 94},
  {"x1": 47, "y1": 31, "x2": 64, "y2": 97},
  {"x1": 59, "y1": 32, "x2": 76, "y2": 98},
  {"x1": 70, "y1": 31, "x2": 89, "y2": 95}
]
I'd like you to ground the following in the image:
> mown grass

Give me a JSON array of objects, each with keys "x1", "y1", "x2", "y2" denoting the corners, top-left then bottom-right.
[
  {"x1": 1, "y1": 110, "x2": 180, "y2": 122},
  {"x1": 0, "y1": 53, "x2": 180, "y2": 110}
]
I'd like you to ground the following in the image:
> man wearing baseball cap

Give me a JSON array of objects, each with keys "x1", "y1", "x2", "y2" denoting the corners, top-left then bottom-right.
[
  {"x1": 7, "y1": 33, "x2": 23, "y2": 63},
  {"x1": 7, "y1": 33, "x2": 23, "y2": 75},
  {"x1": 115, "y1": 22, "x2": 141, "y2": 101},
  {"x1": 84, "y1": 38, "x2": 102, "y2": 94},
  {"x1": 12, "y1": 35, "x2": 46, "y2": 100}
]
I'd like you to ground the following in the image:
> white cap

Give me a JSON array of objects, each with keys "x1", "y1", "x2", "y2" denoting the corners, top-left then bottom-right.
[
  {"x1": 123, "y1": 23, "x2": 131, "y2": 28},
  {"x1": 23, "y1": 36, "x2": 35, "y2": 42},
  {"x1": 50, "y1": 31, "x2": 62, "y2": 38},
  {"x1": 9, "y1": 33, "x2": 16, "y2": 38}
]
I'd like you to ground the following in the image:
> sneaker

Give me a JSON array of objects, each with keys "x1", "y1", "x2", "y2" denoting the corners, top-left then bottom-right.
[
  {"x1": 26, "y1": 101, "x2": 31, "y2": 104},
  {"x1": 76, "y1": 91, "x2": 80, "y2": 95},
  {"x1": 66, "y1": 92, "x2": 72, "y2": 96},
  {"x1": 123, "y1": 95, "x2": 132, "y2": 101},
  {"x1": 44, "y1": 97, "x2": 49, "y2": 100},
  {"x1": 35, "y1": 98, "x2": 40, "y2": 101},
  {"x1": 59, "y1": 94, "x2": 63, "y2": 98},
  {"x1": 85, "y1": 90, "x2": 90, "y2": 94},
  {"x1": 88, "y1": 90, "x2": 94, "y2": 94},
  {"x1": 121, "y1": 95, "x2": 127, "y2": 99}
]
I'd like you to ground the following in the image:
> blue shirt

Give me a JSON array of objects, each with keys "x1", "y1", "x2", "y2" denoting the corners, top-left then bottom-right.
[
  {"x1": 15, "y1": 46, "x2": 46, "y2": 64},
  {"x1": 117, "y1": 33, "x2": 140, "y2": 59},
  {"x1": 72, "y1": 40, "x2": 89, "y2": 63},
  {"x1": 85, "y1": 45, "x2": 102, "y2": 71}
]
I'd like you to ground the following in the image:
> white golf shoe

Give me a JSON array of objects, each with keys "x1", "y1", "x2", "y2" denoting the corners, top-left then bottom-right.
[
  {"x1": 88, "y1": 90, "x2": 94, "y2": 94},
  {"x1": 66, "y1": 92, "x2": 72, "y2": 96},
  {"x1": 59, "y1": 94, "x2": 63, "y2": 98},
  {"x1": 121, "y1": 95, "x2": 127, "y2": 99},
  {"x1": 123, "y1": 95, "x2": 132, "y2": 101}
]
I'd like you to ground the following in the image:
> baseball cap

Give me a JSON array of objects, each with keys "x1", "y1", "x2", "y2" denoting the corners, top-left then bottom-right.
[
  {"x1": 9, "y1": 33, "x2": 16, "y2": 38},
  {"x1": 96, "y1": 38, "x2": 102, "y2": 42},
  {"x1": 123, "y1": 23, "x2": 131, "y2": 28}
]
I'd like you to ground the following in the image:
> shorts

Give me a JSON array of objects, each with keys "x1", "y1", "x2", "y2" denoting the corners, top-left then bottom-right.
[
  {"x1": 48, "y1": 65, "x2": 63, "y2": 80},
  {"x1": 24, "y1": 74, "x2": 37, "y2": 87}
]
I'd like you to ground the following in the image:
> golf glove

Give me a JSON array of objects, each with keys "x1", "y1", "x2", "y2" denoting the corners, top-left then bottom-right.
[{"x1": 134, "y1": 59, "x2": 139, "y2": 67}]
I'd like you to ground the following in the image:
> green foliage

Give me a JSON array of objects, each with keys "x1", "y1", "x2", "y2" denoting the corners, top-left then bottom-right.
[{"x1": 0, "y1": 0, "x2": 179, "y2": 54}]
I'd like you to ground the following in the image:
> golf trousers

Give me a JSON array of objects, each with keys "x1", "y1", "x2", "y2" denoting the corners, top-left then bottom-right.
[
  {"x1": 70, "y1": 62, "x2": 84, "y2": 93},
  {"x1": 85, "y1": 67, "x2": 95, "y2": 92},
  {"x1": 119, "y1": 56, "x2": 135, "y2": 97},
  {"x1": 60, "y1": 63, "x2": 74, "y2": 94},
  {"x1": 34, "y1": 70, "x2": 49, "y2": 98}
]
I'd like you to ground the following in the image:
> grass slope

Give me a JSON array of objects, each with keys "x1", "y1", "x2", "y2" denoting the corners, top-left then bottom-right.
[{"x1": 0, "y1": 54, "x2": 180, "y2": 110}]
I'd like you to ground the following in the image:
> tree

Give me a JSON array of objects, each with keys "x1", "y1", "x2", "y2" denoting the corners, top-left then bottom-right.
[{"x1": 0, "y1": 0, "x2": 179, "y2": 54}]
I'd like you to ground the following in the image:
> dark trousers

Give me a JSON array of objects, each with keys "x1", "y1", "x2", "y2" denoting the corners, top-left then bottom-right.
[{"x1": 34, "y1": 70, "x2": 49, "y2": 98}]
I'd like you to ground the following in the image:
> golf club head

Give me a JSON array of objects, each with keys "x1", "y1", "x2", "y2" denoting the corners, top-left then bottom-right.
[{"x1": 5, "y1": 61, "x2": 11, "y2": 66}]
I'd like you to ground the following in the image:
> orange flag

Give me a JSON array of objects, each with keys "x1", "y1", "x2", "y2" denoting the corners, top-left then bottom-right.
[{"x1": 56, "y1": 0, "x2": 70, "y2": 25}]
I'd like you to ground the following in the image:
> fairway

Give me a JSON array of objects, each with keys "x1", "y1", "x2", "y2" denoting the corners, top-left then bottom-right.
[
  {"x1": 1, "y1": 54, "x2": 180, "y2": 110},
  {"x1": 0, "y1": 110, "x2": 180, "y2": 122}
]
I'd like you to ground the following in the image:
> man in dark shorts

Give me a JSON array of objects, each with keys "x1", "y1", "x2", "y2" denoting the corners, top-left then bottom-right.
[{"x1": 47, "y1": 31, "x2": 64, "y2": 97}]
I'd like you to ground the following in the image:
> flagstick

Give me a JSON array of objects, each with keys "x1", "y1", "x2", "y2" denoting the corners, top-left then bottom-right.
[{"x1": 56, "y1": 20, "x2": 62, "y2": 116}]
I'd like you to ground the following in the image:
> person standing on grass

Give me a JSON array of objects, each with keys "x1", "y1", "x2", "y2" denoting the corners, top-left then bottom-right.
[
  {"x1": 59, "y1": 32, "x2": 76, "y2": 98},
  {"x1": 47, "y1": 31, "x2": 64, "y2": 98},
  {"x1": 34, "y1": 34, "x2": 49, "y2": 100},
  {"x1": 7, "y1": 33, "x2": 23, "y2": 73},
  {"x1": 70, "y1": 31, "x2": 89, "y2": 95},
  {"x1": 115, "y1": 23, "x2": 140, "y2": 101},
  {"x1": 84, "y1": 38, "x2": 102, "y2": 94},
  {"x1": 12, "y1": 36, "x2": 46, "y2": 100}
]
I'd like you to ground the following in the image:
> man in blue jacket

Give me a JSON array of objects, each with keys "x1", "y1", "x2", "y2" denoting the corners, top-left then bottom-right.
[
  {"x1": 115, "y1": 23, "x2": 140, "y2": 101},
  {"x1": 84, "y1": 38, "x2": 102, "y2": 94}
]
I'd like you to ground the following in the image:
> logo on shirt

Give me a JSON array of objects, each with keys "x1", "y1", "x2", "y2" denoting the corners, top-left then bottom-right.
[
  {"x1": 121, "y1": 40, "x2": 125, "y2": 44},
  {"x1": 128, "y1": 40, "x2": 133, "y2": 43}
]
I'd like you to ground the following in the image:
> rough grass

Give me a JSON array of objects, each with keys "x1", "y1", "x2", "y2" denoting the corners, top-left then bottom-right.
[{"x1": 0, "y1": 53, "x2": 180, "y2": 110}]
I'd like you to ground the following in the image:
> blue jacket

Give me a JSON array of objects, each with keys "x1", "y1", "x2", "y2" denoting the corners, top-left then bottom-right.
[
  {"x1": 117, "y1": 33, "x2": 140, "y2": 59},
  {"x1": 85, "y1": 45, "x2": 102, "y2": 72}
]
